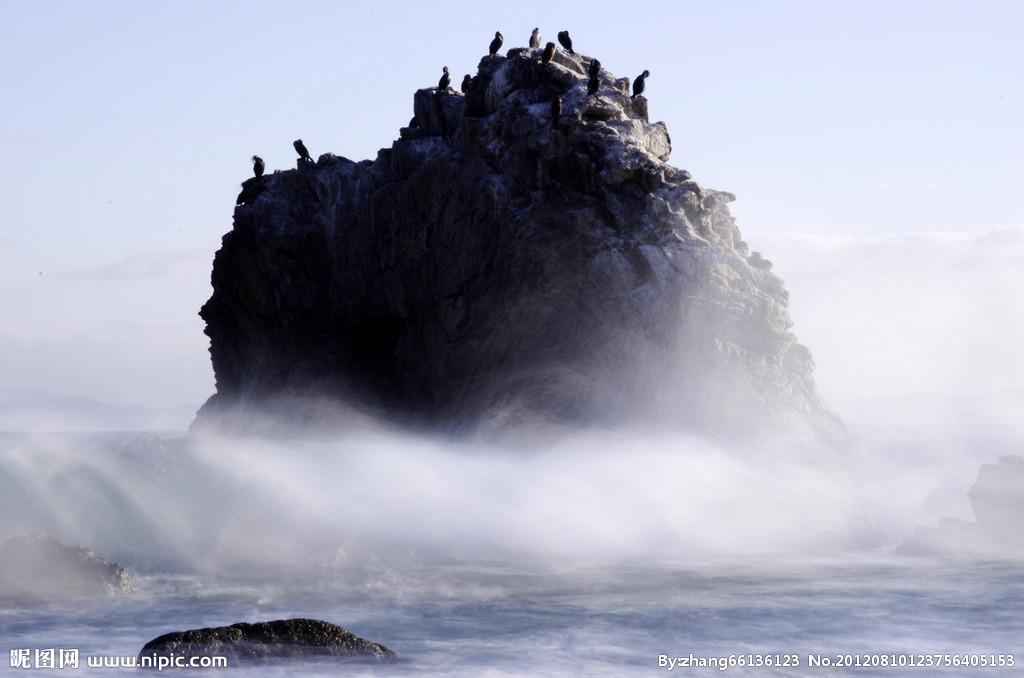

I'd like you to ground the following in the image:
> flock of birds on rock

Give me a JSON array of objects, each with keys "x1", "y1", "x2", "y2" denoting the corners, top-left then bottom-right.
[
  {"x1": 438, "y1": 28, "x2": 649, "y2": 103},
  {"x1": 247, "y1": 29, "x2": 650, "y2": 179},
  {"x1": 249, "y1": 140, "x2": 312, "y2": 179}
]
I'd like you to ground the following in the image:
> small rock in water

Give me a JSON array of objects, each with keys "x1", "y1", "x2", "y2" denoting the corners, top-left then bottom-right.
[
  {"x1": 897, "y1": 455, "x2": 1024, "y2": 558},
  {"x1": 0, "y1": 533, "x2": 134, "y2": 601},
  {"x1": 138, "y1": 618, "x2": 398, "y2": 666}
]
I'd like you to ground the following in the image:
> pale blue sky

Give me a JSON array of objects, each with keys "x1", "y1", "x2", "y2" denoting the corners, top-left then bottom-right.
[{"x1": 1, "y1": 1, "x2": 1021, "y2": 408}]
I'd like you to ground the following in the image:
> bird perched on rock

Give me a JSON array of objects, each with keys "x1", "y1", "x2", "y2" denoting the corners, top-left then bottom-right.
[
  {"x1": 530, "y1": 27, "x2": 541, "y2": 49},
  {"x1": 588, "y1": 58, "x2": 601, "y2": 78},
  {"x1": 293, "y1": 139, "x2": 312, "y2": 162},
  {"x1": 557, "y1": 30, "x2": 574, "y2": 54},
  {"x1": 252, "y1": 155, "x2": 265, "y2": 177},
  {"x1": 632, "y1": 70, "x2": 649, "y2": 98},
  {"x1": 587, "y1": 73, "x2": 600, "y2": 97},
  {"x1": 461, "y1": 74, "x2": 473, "y2": 92},
  {"x1": 438, "y1": 66, "x2": 451, "y2": 90},
  {"x1": 489, "y1": 31, "x2": 503, "y2": 56},
  {"x1": 541, "y1": 42, "x2": 556, "y2": 63}
]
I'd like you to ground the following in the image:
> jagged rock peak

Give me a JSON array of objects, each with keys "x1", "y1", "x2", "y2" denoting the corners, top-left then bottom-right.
[{"x1": 199, "y1": 47, "x2": 847, "y2": 444}]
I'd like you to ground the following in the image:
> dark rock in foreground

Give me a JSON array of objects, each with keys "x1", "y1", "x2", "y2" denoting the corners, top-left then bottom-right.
[
  {"x1": 196, "y1": 43, "x2": 846, "y2": 443},
  {"x1": 139, "y1": 618, "x2": 397, "y2": 666},
  {"x1": 897, "y1": 455, "x2": 1024, "y2": 558},
  {"x1": 0, "y1": 533, "x2": 134, "y2": 601}
]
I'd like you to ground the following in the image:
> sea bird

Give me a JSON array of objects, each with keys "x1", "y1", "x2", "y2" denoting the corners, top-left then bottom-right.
[
  {"x1": 530, "y1": 27, "x2": 541, "y2": 49},
  {"x1": 489, "y1": 31, "x2": 503, "y2": 56},
  {"x1": 252, "y1": 155, "x2": 265, "y2": 177},
  {"x1": 293, "y1": 139, "x2": 312, "y2": 162},
  {"x1": 632, "y1": 70, "x2": 649, "y2": 98},
  {"x1": 557, "y1": 30, "x2": 574, "y2": 54},
  {"x1": 438, "y1": 66, "x2": 451, "y2": 90},
  {"x1": 461, "y1": 74, "x2": 473, "y2": 92},
  {"x1": 541, "y1": 42, "x2": 556, "y2": 64}
]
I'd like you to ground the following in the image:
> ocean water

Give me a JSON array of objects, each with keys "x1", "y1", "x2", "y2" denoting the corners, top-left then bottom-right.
[{"x1": 1, "y1": 422, "x2": 1022, "y2": 676}]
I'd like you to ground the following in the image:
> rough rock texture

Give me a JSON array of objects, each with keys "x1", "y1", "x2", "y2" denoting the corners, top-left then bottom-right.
[
  {"x1": 139, "y1": 618, "x2": 397, "y2": 665},
  {"x1": 897, "y1": 455, "x2": 1024, "y2": 558},
  {"x1": 0, "y1": 533, "x2": 134, "y2": 601},
  {"x1": 197, "y1": 46, "x2": 846, "y2": 442}
]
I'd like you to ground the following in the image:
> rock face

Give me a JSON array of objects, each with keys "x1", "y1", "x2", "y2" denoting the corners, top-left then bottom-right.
[
  {"x1": 139, "y1": 618, "x2": 397, "y2": 665},
  {"x1": 197, "y1": 45, "x2": 845, "y2": 441},
  {"x1": 0, "y1": 533, "x2": 134, "y2": 601},
  {"x1": 897, "y1": 455, "x2": 1024, "y2": 558}
]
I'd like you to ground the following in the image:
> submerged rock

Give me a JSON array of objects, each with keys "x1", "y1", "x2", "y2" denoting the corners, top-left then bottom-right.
[
  {"x1": 0, "y1": 533, "x2": 134, "y2": 601},
  {"x1": 897, "y1": 455, "x2": 1024, "y2": 558},
  {"x1": 139, "y1": 618, "x2": 397, "y2": 666},
  {"x1": 196, "y1": 45, "x2": 846, "y2": 443}
]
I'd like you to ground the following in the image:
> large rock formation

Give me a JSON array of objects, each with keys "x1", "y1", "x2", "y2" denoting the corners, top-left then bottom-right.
[
  {"x1": 0, "y1": 533, "x2": 134, "y2": 601},
  {"x1": 196, "y1": 45, "x2": 845, "y2": 441},
  {"x1": 139, "y1": 618, "x2": 397, "y2": 666}
]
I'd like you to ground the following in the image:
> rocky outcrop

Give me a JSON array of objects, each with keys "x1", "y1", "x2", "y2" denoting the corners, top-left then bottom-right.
[
  {"x1": 897, "y1": 455, "x2": 1024, "y2": 558},
  {"x1": 196, "y1": 44, "x2": 846, "y2": 442},
  {"x1": 139, "y1": 618, "x2": 397, "y2": 665},
  {"x1": 0, "y1": 533, "x2": 134, "y2": 601}
]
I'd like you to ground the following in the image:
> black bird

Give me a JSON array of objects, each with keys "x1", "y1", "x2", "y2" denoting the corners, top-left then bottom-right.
[
  {"x1": 587, "y1": 73, "x2": 600, "y2": 97},
  {"x1": 293, "y1": 139, "x2": 312, "y2": 162},
  {"x1": 541, "y1": 41, "x2": 556, "y2": 63},
  {"x1": 461, "y1": 74, "x2": 473, "y2": 92},
  {"x1": 550, "y1": 96, "x2": 562, "y2": 121},
  {"x1": 632, "y1": 70, "x2": 649, "y2": 98},
  {"x1": 489, "y1": 31, "x2": 503, "y2": 56},
  {"x1": 438, "y1": 66, "x2": 451, "y2": 90},
  {"x1": 588, "y1": 58, "x2": 601, "y2": 78},
  {"x1": 529, "y1": 27, "x2": 541, "y2": 49},
  {"x1": 252, "y1": 155, "x2": 265, "y2": 177},
  {"x1": 557, "y1": 30, "x2": 574, "y2": 54}
]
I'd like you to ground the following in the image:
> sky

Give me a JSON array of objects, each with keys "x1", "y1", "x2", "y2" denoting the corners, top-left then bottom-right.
[{"x1": 1, "y1": 0, "x2": 1022, "y2": 409}]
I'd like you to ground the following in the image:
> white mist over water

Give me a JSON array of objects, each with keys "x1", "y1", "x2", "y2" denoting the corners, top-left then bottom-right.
[
  {"x1": 2, "y1": 400, "x2": 1021, "y2": 573},
  {"x1": 1, "y1": 427, "x2": 859, "y2": 571},
  {"x1": 2, "y1": 417, "x2": 1023, "y2": 676}
]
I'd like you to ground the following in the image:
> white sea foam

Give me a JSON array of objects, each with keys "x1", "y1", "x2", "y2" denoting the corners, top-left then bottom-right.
[{"x1": 3, "y1": 394, "x2": 1021, "y2": 578}]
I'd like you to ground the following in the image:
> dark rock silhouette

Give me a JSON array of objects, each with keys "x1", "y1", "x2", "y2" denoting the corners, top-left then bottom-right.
[
  {"x1": 898, "y1": 455, "x2": 1024, "y2": 558},
  {"x1": 0, "y1": 533, "x2": 134, "y2": 601},
  {"x1": 139, "y1": 618, "x2": 397, "y2": 666},
  {"x1": 236, "y1": 175, "x2": 269, "y2": 206},
  {"x1": 196, "y1": 48, "x2": 846, "y2": 442}
]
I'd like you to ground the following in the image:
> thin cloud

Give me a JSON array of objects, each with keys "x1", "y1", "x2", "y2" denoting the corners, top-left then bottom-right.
[
  {"x1": 870, "y1": 181, "x2": 942, "y2": 192},
  {"x1": 81, "y1": 247, "x2": 212, "y2": 280},
  {"x1": 757, "y1": 224, "x2": 1024, "y2": 400}
]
